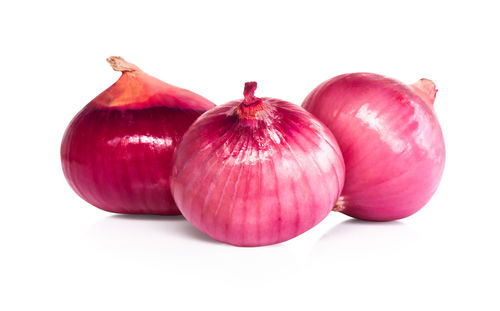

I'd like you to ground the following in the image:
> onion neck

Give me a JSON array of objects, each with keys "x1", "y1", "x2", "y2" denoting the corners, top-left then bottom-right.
[
  {"x1": 107, "y1": 56, "x2": 140, "y2": 73},
  {"x1": 410, "y1": 78, "x2": 437, "y2": 107},
  {"x1": 236, "y1": 82, "x2": 267, "y2": 120},
  {"x1": 93, "y1": 56, "x2": 151, "y2": 107}
]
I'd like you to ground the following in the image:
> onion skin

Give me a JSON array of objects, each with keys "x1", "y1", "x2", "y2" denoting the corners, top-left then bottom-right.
[
  {"x1": 303, "y1": 73, "x2": 445, "y2": 221},
  {"x1": 61, "y1": 57, "x2": 214, "y2": 215},
  {"x1": 171, "y1": 82, "x2": 345, "y2": 246}
]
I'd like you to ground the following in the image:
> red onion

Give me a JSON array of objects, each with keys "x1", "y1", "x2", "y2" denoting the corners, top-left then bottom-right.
[
  {"x1": 170, "y1": 82, "x2": 345, "y2": 246},
  {"x1": 61, "y1": 57, "x2": 214, "y2": 215},
  {"x1": 303, "y1": 73, "x2": 445, "y2": 221}
]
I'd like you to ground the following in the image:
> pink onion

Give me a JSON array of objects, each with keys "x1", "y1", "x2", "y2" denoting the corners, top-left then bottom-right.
[
  {"x1": 170, "y1": 82, "x2": 345, "y2": 246},
  {"x1": 303, "y1": 73, "x2": 445, "y2": 221},
  {"x1": 61, "y1": 57, "x2": 214, "y2": 215}
]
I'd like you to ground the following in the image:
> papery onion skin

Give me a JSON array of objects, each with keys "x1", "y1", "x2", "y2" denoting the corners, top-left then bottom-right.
[
  {"x1": 171, "y1": 82, "x2": 345, "y2": 246},
  {"x1": 61, "y1": 57, "x2": 214, "y2": 215},
  {"x1": 303, "y1": 73, "x2": 445, "y2": 221}
]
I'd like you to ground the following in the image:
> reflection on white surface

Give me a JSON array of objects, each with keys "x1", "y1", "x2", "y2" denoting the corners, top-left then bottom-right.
[
  {"x1": 87, "y1": 214, "x2": 217, "y2": 244},
  {"x1": 76, "y1": 213, "x2": 497, "y2": 310},
  {"x1": 86, "y1": 215, "x2": 421, "y2": 264},
  {"x1": 311, "y1": 219, "x2": 420, "y2": 261},
  {"x1": 85, "y1": 214, "x2": 302, "y2": 280}
]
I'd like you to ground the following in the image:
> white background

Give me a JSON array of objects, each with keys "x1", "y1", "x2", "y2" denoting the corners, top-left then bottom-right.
[{"x1": 1, "y1": 1, "x2": 499, "y2": 310}]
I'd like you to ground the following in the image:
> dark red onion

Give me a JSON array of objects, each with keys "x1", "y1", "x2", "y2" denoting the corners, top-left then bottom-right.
[
  {"x1": 303, "y1": 73, "x2": 445, "y2": 221},
  {"x1": 170, "y1": 82, "x2": 345, "y2": 246},
  {"x1": 61, "y1": 57, "x2": 214, "y2": 215}
]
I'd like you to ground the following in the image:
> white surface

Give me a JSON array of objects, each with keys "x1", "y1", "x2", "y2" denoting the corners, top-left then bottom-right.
[{"x1": 1, "y1": 1, "x2": 499, "y2": 310}]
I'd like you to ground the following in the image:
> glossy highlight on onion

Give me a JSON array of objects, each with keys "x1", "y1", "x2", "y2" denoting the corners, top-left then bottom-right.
[
  {"x1": 61, "y1": 57, "x2": 214, "y2": 215},
  {"x1": 171, "y1": 82, "x2": 345, "y2": 246},
  {"x1": 303, "y1": 73, "x2": 445, "y2": 221}
]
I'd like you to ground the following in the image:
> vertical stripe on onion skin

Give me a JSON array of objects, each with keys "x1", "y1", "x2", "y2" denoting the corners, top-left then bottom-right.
[
  {"x1": 61, "y1": 57, "x2": 214, "y2": 215},
  {"x1": 170, "y1": 82, "x2": 345, "y2": 246},
  {"x1": 303, "y1": 73, "x2": 445, "y2": 221}
]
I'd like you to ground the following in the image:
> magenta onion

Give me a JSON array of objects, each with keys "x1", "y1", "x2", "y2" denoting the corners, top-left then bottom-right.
[
  {"x1": 170, "y1": 82, "x2": 345, "y2": 246},
  {"x1": 303, "y1": 73, "x2": 445, "y2": 221},
  {"x1": 61, "y1": 57, "x2": 214, "y2": 215}
]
